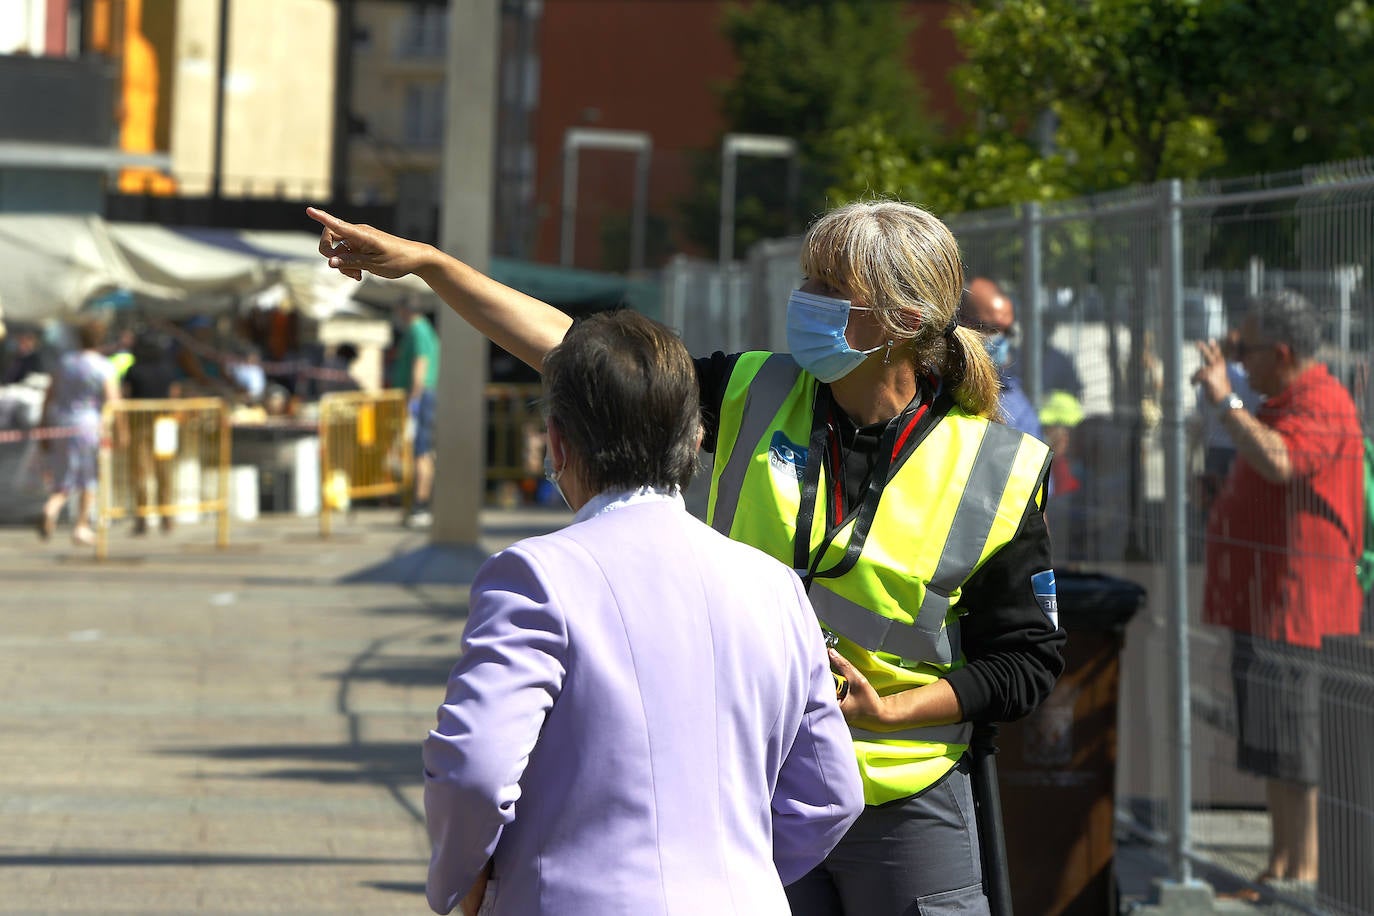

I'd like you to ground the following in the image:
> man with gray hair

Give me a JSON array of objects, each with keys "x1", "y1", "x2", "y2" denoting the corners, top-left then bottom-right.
[{"x1": 1192, "y1": 289, "x2": 1365, "y2": 899}]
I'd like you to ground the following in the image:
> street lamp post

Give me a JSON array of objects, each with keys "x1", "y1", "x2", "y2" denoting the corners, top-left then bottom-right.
[
  {"x1": 559, "y1": 127, "x2": 652, "y2": 270},
  {"x1": 717, "y1": 132, "x2": 799, "y2": 270}
]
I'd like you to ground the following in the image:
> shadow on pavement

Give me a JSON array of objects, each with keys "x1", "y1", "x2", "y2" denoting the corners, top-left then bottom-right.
[
  {"x1": 340, "y1": 544, "x2": 490, "y2": 586},
  {"x1": 365, "y1": 881, "x2": 427, "y2": 896},
  {"x1": 332, "y1": 654, "x2": 456, "y2": 689},
  {"x1": 160, "y1": 740, "x2": 424, "y2": 787},
  {"x1": 0, "y1": 850, "x2": 419, "y2": 867},
  {"x1": 361, "y1": 601, "x2": 469, "y2": 622}
]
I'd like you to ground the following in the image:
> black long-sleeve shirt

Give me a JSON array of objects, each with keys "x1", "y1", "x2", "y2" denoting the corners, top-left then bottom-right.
[{"x1": 695, "y1": 352, "x2": 1066, "y2": 723}]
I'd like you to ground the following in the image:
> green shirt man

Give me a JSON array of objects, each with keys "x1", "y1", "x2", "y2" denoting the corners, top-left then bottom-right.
[{"x1": 391, "y1": 312, "x2": 440, "y2": 395}]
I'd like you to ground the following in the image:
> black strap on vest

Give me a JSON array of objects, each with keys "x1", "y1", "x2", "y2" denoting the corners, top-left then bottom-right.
[{"x1": 792, "y1": 384, "x2": 926, "y2": 590}]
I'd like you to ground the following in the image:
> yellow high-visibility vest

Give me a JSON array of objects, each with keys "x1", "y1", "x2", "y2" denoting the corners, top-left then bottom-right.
[{"x1": 708, "y1": 352, "x2": 1051, "y2": 804}]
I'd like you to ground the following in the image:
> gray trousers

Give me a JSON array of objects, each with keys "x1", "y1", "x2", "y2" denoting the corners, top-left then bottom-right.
[{"x1": 785, "y1": 755, "x2": 989, "y2": 916}]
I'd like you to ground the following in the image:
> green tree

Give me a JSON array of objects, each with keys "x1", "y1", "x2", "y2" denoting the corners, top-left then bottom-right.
[
  {"x1": 682, "y1": 0, "x2": 940, "y2": 256},
  {"x1": 826, "y1": 0, "x2": 1374, "y2": 216},
  {"x1": 950, "y1": 0, "x2": 1225, "y2": 187}
]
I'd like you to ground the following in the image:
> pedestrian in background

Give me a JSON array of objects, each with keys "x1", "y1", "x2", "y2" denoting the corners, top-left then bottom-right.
[
  {"x1": 308, "y1": 200, "x2": 1067, "y2": 915},
  {"x1": 123, "y1": 332, "x2": 182, "y2": 535},
  {"x1": 391, "y1": 295, "x2": 439, "y2": 527},
  {"x1": 959, "y1": 277, "x2": 1042, "y2": 439},
  {"x1": 422, "y1": 310, "x2": 862, "y2": 915},
  {"x1": 3, "y1": 326, "x2": 44, "y2": 385},
  {"x1": 1194, "y1": 289, "x2": 1365, "y2": 898},
  {"x1": 38, "y1": 317, "x2": 120, "y2": 546}
]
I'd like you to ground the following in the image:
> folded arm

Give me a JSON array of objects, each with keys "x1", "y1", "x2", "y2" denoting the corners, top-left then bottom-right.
[
  {"x1": 772, "y1": 577, "x2": 865, "y2": 885},
  {"x1": 423, "y1": 547, "x2": 569, "y2": 914}
]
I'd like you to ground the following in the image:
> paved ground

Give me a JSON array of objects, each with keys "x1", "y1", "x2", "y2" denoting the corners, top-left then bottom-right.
[
  {"x1": 0, "y1": 506, "x2": 1300, "y2": 915},
  {"x1": 0, "y1": 507, "x2": 569, "y2": 915}
]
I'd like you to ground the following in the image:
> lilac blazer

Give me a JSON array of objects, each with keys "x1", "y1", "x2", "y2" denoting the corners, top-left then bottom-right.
[{"x1": 423, "y1": 492, "x2": 862, "y2": 915}]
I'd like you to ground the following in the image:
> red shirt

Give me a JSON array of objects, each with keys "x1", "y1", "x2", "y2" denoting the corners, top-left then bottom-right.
[{"x1": 1203, "y1": 364, "x2": 1365, "y2": 649}]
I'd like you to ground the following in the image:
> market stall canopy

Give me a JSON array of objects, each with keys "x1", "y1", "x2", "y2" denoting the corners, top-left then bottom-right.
[
  {"x1": 0, "y1": 214, "x2": 660, "y2": 324},
  {"x1": 0, "y1": 213, "x2": 181, "y2": 320},
  {"x1": 489, "y1": 257, "x2": 661, "y2": 318}
]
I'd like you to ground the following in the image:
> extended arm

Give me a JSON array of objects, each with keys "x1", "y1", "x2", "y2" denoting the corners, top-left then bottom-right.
[{"x1": 307, "y1": 208, "x2": 572, "y2": 372}]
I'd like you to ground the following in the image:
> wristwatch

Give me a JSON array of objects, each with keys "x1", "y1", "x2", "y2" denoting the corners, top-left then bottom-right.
[{"x1": 1218, "y1": 392, "x2": 1245, "y2": 411}]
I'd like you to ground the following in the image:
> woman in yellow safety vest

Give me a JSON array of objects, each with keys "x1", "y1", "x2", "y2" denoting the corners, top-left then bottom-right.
[{"x1": 307, "y1": 200, "x2": 1067, "y2": 916}]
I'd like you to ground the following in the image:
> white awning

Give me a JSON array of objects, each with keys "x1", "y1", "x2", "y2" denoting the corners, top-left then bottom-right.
[
  {"x1": 0, "y1": 213, "x2": 181, "y2": 320},
  {"x1": 0, "y1": 215, "x2": 414, "y2": 322}
]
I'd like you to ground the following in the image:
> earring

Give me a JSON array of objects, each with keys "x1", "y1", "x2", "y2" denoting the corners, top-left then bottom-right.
[{"x1": 883, "y1": 341, "x2": 895, "y2": 366}]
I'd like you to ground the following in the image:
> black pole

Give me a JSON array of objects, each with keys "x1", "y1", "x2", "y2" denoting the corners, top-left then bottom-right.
[
  {"x1": 971, "y1": 722, "x2": 1015, "y2": 916},
  {"x1": 210, "y1": 0, "x2": 230, "y2": 216},
  {"x1": 330, "y1": 0, "x2": 355, "y2": 208}
]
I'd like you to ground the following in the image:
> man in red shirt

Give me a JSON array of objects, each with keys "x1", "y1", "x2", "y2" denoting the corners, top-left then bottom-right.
[{"x1": 1194, "y1": 290, "x2": 1364, "y2": 894}]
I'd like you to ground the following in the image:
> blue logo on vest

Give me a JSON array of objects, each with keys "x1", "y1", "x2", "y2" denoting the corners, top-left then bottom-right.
[
  {"x1": 1031, "y1": 569, "x2": 1058, "y2": 629},
  {"x1": 768, "y1": 431, "x2": 807, "y2": 482}
]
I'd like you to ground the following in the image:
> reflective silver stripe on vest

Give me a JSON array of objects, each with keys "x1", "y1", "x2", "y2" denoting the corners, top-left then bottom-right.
[
  {"x1": 711, "y1": 354, "x2": 801, "y2": 536},
  {"x1": 810, "y1": 585, "x2": 948, "y2": 663},
  {"x1": 849, "y1": 721, "x2": 974, "y2": 746},
  {"x1": 814, "y1": 421, "x2": 1025, "y2": 666}
]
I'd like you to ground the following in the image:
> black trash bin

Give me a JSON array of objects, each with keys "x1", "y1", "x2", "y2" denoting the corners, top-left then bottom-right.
[
  {"x1": 1318, "y1": 633, "x2": 1374, "y2": 915},
  {"x1": 997, "y1": 570, "x2": 1146, "y2": 916}
]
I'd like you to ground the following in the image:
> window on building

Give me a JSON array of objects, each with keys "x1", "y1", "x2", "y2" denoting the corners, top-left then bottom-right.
[
  {"x1": 402, "y1": 82, "x2": 445, "y2": 148},
  {"x1": 397, "y1": 5, "x2": 447, "y2": 60}
]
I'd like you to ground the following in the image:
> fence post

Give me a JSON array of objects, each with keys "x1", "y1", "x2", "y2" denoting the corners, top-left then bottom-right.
[
  {"x1": 1158, "y1": 178, "x2": 1193, "y2": 885},
  {"x1": 217, "y1": 400, "x2": 230, "y2": 549},
  {"x1": 1021, "y1": 202, "x2": 1044, "y2": 409},
  {"x1": 97, "y1": 403, "x2": 113, "y2": 561},
  {"x1": 319, "y1": 397, "x2": 333, "y2": 539}
]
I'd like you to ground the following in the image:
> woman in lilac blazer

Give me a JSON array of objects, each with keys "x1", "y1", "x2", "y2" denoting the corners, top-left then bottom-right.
[{"x1": 423, "y1": 310, "x2": 863, "y2": 916}]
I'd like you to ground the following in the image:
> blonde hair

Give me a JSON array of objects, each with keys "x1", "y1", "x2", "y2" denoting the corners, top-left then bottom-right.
[{"x1": 799, "y1": 200, "x2": 1001, "y2": 419}]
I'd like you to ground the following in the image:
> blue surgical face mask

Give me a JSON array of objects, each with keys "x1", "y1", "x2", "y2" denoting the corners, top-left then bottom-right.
[
  {"x1": 786, "y1": 289, "x2": 889, "y2": 383},
  {"x1": 983, "y1": 332, "x2": 1011, "y2": 368}
]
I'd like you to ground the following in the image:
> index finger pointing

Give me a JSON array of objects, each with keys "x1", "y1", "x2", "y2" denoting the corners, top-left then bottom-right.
[{"x1": 306, "y1": 206, "x2": 351, "y2": 236}]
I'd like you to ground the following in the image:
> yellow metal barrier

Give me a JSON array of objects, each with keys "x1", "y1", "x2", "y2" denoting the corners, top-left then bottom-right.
[
  {"x1": 485, "y1": 383, "x2": 545, "y2": 505},
  {"x1": 318, "y1": 389, "x2": 413, "y2": 537},
  {"x1": 98, "y1": 398, "x2": 231, "y2": 560}
]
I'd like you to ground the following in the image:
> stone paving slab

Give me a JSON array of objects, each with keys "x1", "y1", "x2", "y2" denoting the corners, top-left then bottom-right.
[
  {"x1": 0, "y1": 508, "x2": 567, "y2": 914},
  {"x1": 0, "y1": 505, "x2": 1292, "y2": 915}
]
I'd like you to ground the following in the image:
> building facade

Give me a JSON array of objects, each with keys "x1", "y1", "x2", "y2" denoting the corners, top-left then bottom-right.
[{"x1": 0, "y1": 0, "x2": 168, "y2": 213}]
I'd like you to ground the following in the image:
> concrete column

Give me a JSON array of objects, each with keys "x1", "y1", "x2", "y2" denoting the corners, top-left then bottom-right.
[{"x1": 430, "y1": 0, "x2": 498, "y2": 545}]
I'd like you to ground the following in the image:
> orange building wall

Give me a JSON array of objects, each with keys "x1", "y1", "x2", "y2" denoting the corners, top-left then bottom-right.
[{"x1": 528, "y1": 0, "x2": 964, "y2": 269}]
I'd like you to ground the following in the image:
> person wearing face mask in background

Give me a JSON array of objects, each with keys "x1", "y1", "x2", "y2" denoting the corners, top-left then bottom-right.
[
  {"x1": 307, "y1": 200, "x2": 1067, "y2": 916},
  {"x1": 958, "y1": 278, "x2": 1042, "y2": 440}
]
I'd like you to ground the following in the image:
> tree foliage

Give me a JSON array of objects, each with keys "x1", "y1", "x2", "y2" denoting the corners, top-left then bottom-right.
[
  {"x1": 826, "y1": 0, "x2": 1374, "y2": 216},
  {"x1": 680, "y1": 0, "x2": 938, "y2": 255}
]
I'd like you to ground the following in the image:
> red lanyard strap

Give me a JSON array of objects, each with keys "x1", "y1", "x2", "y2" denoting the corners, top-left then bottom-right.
[{"x1": 793, "y1": 385, "x2": 928, "y2": 590}]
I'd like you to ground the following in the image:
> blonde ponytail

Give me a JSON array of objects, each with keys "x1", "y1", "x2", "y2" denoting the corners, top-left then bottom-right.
[{"x1": 946, "y1": 325, "x2": 1002, "y2": 420}]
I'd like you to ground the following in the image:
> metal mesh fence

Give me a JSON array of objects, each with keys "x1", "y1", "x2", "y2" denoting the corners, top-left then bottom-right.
[
  {"x1": 666, "y1": 160, "x2": 1374, "y2": 913},
  {"x1": 484, "y1": 383, "x2": 545, "y2": 506}
]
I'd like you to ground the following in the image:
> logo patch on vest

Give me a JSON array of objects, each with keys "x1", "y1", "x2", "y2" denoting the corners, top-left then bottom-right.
[
  {"x1": 1032, "y1": 569, "x2": 1058, "y2": 629},
  {"x1": 768, "y1": 431, "x2": 807, "y2": 482}
]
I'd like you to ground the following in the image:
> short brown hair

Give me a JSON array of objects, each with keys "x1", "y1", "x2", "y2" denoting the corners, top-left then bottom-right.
[
  {"x1": 75, "y1": 317, "x2": 108, "y2": 350},
  {"x1": 541, "y1": 310, "x2": 701, "y2": 493}
]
